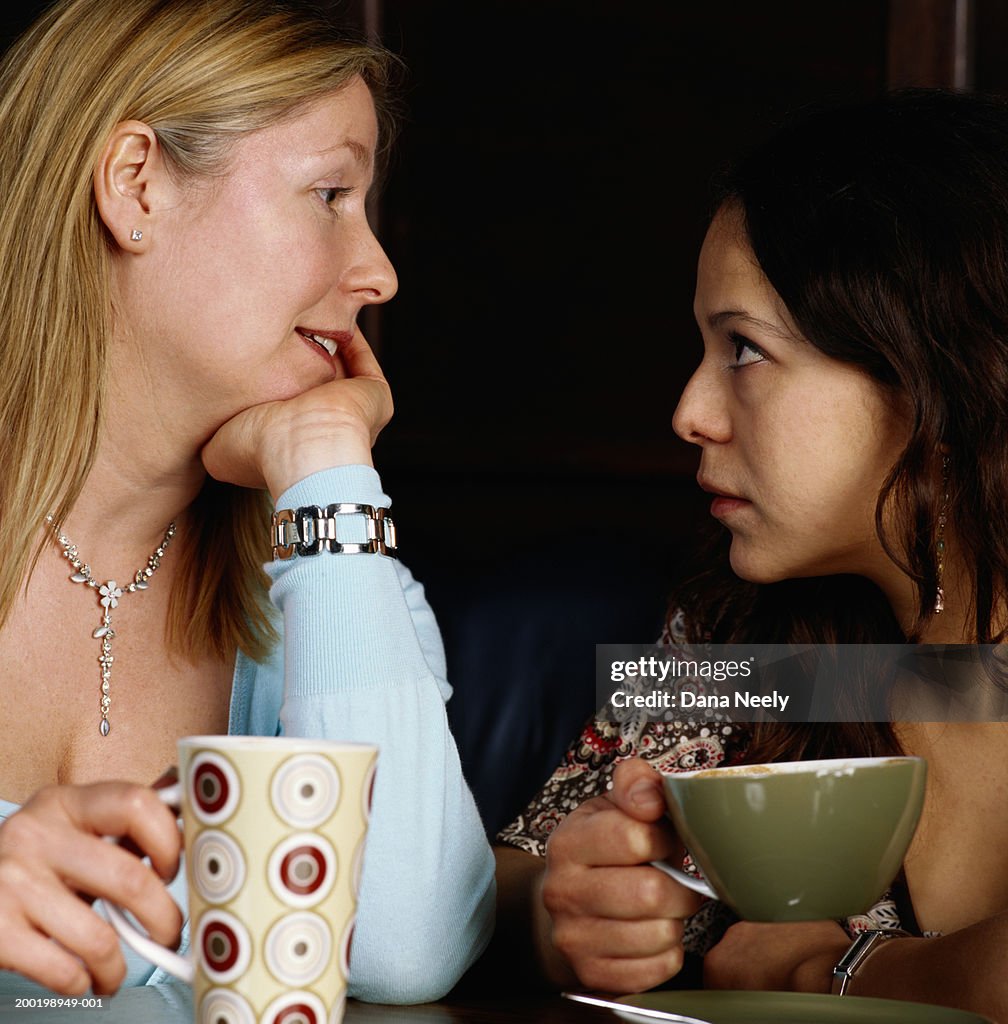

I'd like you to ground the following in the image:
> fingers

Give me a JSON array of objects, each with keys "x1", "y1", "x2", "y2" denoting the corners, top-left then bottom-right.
[
  {"x1": 544, "y1": 863, "x2": 703, "y2": 921},
  {"x1": 545, "y1": 871, "x2": 695, "y2": 993},
  {"x1": 339, "y1": 326, "x2": 387, "y2": 383},
  {"x1": 608, "y1": 757, "x2": 668, "y2": 822},
  {"x1": 58, "y1": 836, "x2": 182, "y2": 947},
  {"x1": 0, "y1": 855, "x2": 93, "y2": 995},
  {"x1": 39, "y1": 786, "x2": 182, "y2": 946},
  {"x1": 334, "y1": 328, "x2": 393, "y2": 442},
  {"x1": 554, "y1": 914, "x2": 685, "y2": 960},
  {"x1": 540, "y1": 765, "x2": 703, "y2": 994},
  {"x1": 311, "y1": 328, "x2": 391, "y2": 442},
  {"x1": 547, "y1": 795, "x2": 680, "y2": 870},
  {"x1": 0, "y1": 921, "x2": 91, "y2": 995},
  {"x1": 553, "y1": 912, "x2": 686, "y2": 989},
  {"x1": 568, "y1": 947, "x2": 688, "y2": 995},
  {"x1": 0, "y1": 782, "x2": 184, "y2": 994},
  {"x1": 14, "y1": 880, "x2": 128, "y2": 995},
  {"x1": 56, "y1": 783, "x2": 182, "y2": 882}
]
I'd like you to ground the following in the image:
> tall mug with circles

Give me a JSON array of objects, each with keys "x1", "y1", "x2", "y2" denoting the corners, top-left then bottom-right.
[{"x1": 106, "y1": 735, "x2": 378, "y2": 1024}]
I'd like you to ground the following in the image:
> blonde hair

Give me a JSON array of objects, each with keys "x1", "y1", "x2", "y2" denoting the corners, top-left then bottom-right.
[{"x1": 0, "y1": 0, "x2": 397, "y2": 661}]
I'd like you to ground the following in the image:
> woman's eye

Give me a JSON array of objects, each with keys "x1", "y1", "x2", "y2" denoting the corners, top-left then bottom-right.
[
  {"x1": 729, "y1": 332, "x2": 767, "y2": 368},
  {"x1": 317, "y1": 186, "x2": 354, "y2": 209}
]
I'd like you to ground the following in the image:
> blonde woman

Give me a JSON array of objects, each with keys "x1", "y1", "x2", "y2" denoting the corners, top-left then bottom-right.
[{"x1": 0, "y1": 0, "x2": 493, "y2": 1002}]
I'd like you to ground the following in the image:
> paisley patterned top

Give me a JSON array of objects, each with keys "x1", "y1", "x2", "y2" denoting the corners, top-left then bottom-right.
[{"x1": 496, "y1": 612, "x2": 926, "y2": 953}]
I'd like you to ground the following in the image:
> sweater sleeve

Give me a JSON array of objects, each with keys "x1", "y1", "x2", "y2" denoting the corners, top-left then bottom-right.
[{"x1": 265, "y1": 464, "x2": 495, "y2": 1004}]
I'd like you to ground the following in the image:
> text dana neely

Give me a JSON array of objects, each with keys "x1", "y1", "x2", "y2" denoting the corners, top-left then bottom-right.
[{"x1": 610, "y1": 689, "x2": 791, "y2": 712}]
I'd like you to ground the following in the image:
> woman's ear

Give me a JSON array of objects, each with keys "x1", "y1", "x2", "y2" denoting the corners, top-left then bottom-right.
[{"x1": 93, "y1": 120, "x2": 167, "y2": 253}]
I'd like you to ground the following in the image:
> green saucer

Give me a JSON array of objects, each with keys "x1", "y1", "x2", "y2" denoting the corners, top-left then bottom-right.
[{"x1": 613, "y1": 990, "x2": 992, "y2": 1024}]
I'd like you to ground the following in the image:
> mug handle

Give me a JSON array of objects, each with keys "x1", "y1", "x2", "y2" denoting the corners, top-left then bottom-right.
[
  {"x1": 648, "y1": 859, "x2": 717, "y2": 899},
  {"x1": 104, "y1": 781, "x2": 194, "y2": 984}
]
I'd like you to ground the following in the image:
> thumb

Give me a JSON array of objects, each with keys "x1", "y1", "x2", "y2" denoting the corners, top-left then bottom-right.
[{"x1": 608, "y1": 757, "x2": 667, "y2": 822}]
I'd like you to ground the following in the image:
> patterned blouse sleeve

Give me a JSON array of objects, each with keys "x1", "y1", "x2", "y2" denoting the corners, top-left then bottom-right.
[
  {"x1": 495, "y1": 709, "x2": 752, "y2": 855},
  {"x1": 496, "y1": 615, "x2": 753, "y2": 856}
]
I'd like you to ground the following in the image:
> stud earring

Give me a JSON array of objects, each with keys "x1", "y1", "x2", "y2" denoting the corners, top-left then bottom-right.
[
  {"x1": 130, "y1": 229, "x2": 143, "y2": 241},
  {"x1": 934, "y1": 454, "x2": 950, "y2": 614}
]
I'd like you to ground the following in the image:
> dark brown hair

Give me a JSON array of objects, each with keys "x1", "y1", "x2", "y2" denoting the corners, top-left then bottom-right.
[{"x1": 671, "y1": 89, "x2": 1008, "y2": 761}]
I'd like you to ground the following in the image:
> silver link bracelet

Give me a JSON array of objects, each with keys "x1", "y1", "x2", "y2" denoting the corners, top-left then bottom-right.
[{"x1": 271, "y1": 503, "x2": 397, "y2": 560}]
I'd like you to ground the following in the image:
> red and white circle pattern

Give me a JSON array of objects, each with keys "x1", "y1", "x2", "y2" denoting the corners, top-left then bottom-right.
[
  {"x1": 267, "y1": 833, "x2": 337, "y2": 909},
  {"x1": 195, "y1": 909, "x2": 252, "y2": 985},
  {"x1": 262, "y1": 990, "x2": 328, "y2": 1024},
  {"x1": 189, "y1": 751, "x2": 240, "y2": 826}
]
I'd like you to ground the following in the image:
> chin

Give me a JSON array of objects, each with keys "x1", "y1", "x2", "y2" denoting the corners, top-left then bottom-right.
[
  {"x1": 263, "y1": 366, "x2": 339, "y2": 404},
  {"x1": 727, "y1": 543, "x2": 792, "y2": 585}
]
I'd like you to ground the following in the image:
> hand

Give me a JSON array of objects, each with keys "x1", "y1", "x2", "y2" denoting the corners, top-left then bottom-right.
[
  {"x1": 201, "y1": 327, "x2": 393, "y2": 501},
  {"x1": 703, "y1": 919, "x2": 851, "y2": 992},
  {"x1": 541, "y1": 757, "x2": 704, "y2": 993},
  {"x1": 0, "y1": 783, "x2": 183, "y2": 995}
]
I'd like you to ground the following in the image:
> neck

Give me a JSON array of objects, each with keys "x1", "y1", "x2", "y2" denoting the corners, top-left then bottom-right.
[
  {"x1": 48, "y1": 397, "x2": 209, "y2": 575},
  {"x1": 873, "y1": 547, "x2": 984, "y2": 643}
]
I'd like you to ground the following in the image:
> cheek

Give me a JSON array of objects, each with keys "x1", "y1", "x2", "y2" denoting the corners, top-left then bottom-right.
[
  {"x1": 188, "y1": 201, "x2": 326, "y2": 319},
  {"x1": 745, "y1": 416, "x2": 878, "y2": 524},
  {"x1": 247, "y1": 245, "x2": 337, "y2": 323}
]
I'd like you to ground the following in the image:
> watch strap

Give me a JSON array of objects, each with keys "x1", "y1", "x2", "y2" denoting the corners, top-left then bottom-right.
[
  {"x1": 831, "y1": 928, "x2": 908, "y2": 996},
  {"x1": 271, "y1": 503, "x2": 397, "y2": 560}
]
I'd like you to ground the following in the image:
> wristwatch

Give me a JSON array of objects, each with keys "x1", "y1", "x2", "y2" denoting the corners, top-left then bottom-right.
[
  {"x1": 271, "y1": 503, "x2": 397, "y2": 560},
  {"x1": 831, "y1": 928, "x2": 908, "y2": 995}
]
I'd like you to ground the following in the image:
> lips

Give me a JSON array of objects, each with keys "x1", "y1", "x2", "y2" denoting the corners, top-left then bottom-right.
[
  {"x1": 295, "y1": 327, "x2": 352, "y2": 359},
  {"x1": 697, "y1": 476, "x2": 751, "y2": 520},
  {"x1": 697, "y1": 476, "x2": 746, "y2": 501}
]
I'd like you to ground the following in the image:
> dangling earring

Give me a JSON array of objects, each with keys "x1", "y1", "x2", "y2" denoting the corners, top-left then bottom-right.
[{"x1": 934, "y1": 454, "x2": 950, "y2": 614}]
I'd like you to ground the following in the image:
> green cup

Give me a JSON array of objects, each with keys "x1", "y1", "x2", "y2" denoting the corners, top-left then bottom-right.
[{"x1": 651, "y1": 756, "x2": 926, "y2": 921}]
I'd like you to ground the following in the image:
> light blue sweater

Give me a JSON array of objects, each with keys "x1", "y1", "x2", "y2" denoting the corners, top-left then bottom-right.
[{"x1": 0, "y1": 465, "x2": 495, "y2": 1004}]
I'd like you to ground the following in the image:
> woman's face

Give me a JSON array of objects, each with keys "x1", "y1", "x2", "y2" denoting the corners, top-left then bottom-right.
[
  {"x1": 112, "y1": 76, "x2": 397, "y2": 439},
  {"x1": 672, "y1": 206, "x2": 909, "y2": 584}
]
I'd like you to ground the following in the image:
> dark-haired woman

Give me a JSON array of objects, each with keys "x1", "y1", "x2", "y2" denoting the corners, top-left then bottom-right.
[{"x1": 493, "y1": 89, "x2": 1008, "y2": 1020}]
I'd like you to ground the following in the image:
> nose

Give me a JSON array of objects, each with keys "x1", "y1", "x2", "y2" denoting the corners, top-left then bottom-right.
[
  {"x1": 344, "y1": 222, "x2": 399, "y2": 307},
  {"x1": 672, "y1": 362, "x2": 731, "y2": 446}
]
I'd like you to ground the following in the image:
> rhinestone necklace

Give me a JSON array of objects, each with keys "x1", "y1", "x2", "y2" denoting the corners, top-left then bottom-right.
[{"x1": 46, "y1": 515, "x2": 177, "y2": 737}]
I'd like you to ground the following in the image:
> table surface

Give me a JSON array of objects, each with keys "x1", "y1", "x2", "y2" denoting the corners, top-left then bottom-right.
[
  {"x1": 0, "y1": 985, "x2": 991, "y2": 1023},
  {"x1": 0, "y1": 986, "x2": 617, "y2": 1023}
]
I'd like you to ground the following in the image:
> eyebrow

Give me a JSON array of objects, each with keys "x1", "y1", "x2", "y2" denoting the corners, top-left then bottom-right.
[
  {"x1": 344, "y1": 138, "x2": 371, "y2": 165},
  {"x1": 315, "y1": 138, "x2": 373, "y2": 166},
  {"x1": 706, "y1": 309, "x2": 800, "y2": 342}
]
